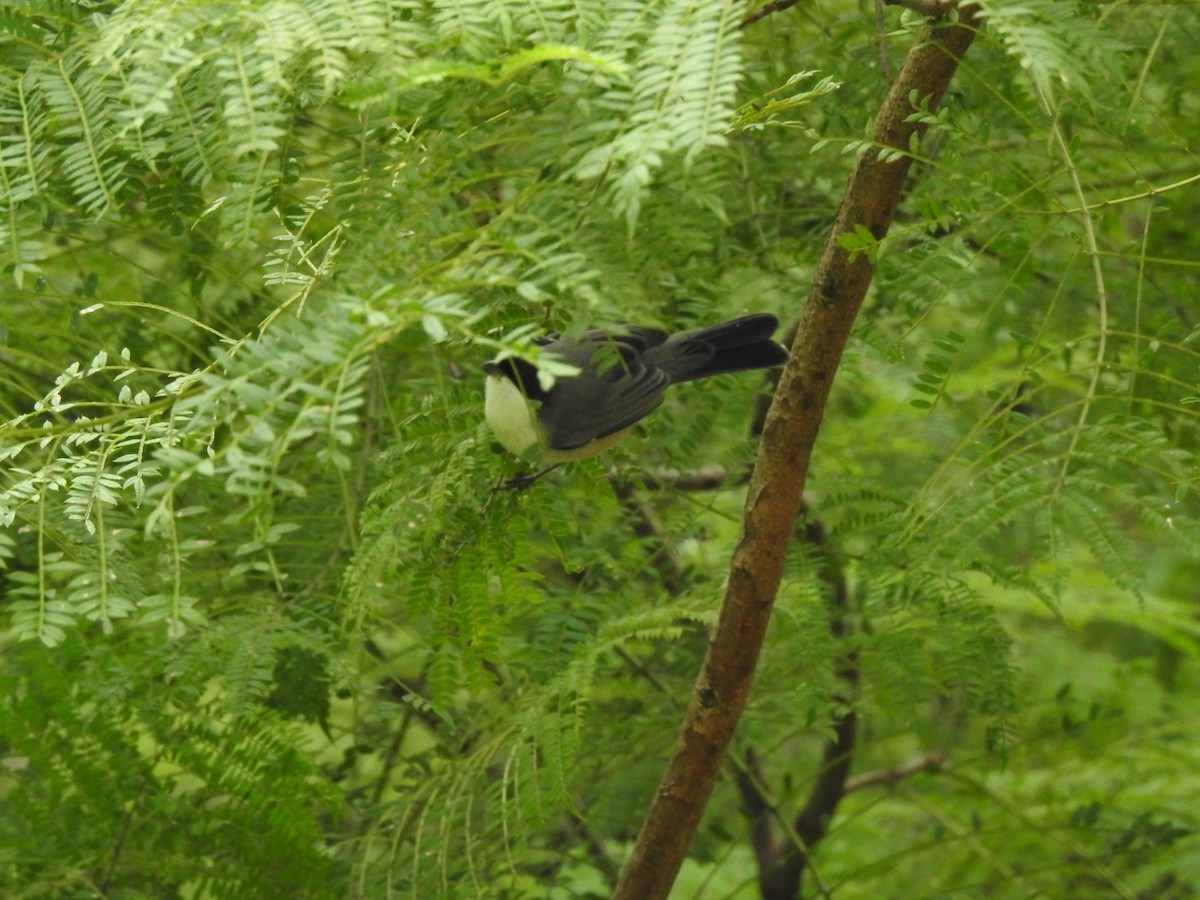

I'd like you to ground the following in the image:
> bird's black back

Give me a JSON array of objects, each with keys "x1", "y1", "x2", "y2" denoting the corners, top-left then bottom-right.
[{"x1": 491, "y1": 314, "x2": 787, "y2": 452}]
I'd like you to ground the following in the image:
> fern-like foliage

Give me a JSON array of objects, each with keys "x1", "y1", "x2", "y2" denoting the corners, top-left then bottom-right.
[
  {"x1": 560, "y1": 0, "x2": 745, "y2": 229},
  {"x1": 1, "y1": 304, "x2": 373, "y2": 643},
  {"x1": 974, "y1": 0, "x2": 1125, "y2": 106},
  {"x1": 2, "y1": 0, "x2": 1199, "y2": 897},
  {"x1": 1, "y1": 637, "x2": 339, "y2": 895}
]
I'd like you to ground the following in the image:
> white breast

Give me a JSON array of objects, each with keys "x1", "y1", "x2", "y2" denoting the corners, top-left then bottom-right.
[{"x1": 484, "y1": 374, "x2": 541, "y2": 456}]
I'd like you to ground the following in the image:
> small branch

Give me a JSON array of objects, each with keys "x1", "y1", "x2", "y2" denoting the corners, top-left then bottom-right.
[
  {"x1": 735, "y1": 748, "x2": 783, "y2": 876},
  {"x1": 740, "y1": 0, "x2": 803, "y2": 30},
  {"x1": 614, "y1": 465, "x2": 737, "y2": 492},
  {"x1": 743, "y1": 0, "x2": 963, "y2": 32},
  {"x1": 773, "y1": 711, "x2": 856, "y2": 898},
  {"x1": 875, "y1": 0, "x2": 892, "y2": 79},
  {"x1": 882, "y1": 0, "x2": 958, "y2": 17},
  {"x1": 614, "y1": 646, "x2": 681, "y2": 702},
  {"x1": 844, "y1": 752, "x2": 947, "y2": 794}
]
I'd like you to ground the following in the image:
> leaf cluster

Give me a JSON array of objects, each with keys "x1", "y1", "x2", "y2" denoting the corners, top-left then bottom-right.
[{"x1": 1, "y1": 0, "x2": 1198, "y2": 896}]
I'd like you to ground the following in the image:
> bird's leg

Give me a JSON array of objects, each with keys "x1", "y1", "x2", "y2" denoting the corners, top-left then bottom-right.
[{"x1": 493, "y1": 464, "x2": 561, "y2": 492}]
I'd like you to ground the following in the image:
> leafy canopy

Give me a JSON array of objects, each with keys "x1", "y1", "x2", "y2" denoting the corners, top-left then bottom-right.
[{"x1": 1, "y1": 0, "x2": 1198, "y2": 896}]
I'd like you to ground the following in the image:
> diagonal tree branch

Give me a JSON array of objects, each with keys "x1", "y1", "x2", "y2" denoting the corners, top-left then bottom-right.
[{"x1": 613, "y1": 6, "x2": 983, "y2": 898}]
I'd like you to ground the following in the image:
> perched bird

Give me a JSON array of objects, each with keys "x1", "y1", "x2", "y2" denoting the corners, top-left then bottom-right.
[{"x1": 483, "y1": 314, "x2": 788, "y2": 471}]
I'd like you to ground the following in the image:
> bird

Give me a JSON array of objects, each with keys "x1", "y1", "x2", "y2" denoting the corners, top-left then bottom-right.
[{"x1": 482, "y1": 314, "x2": 788, "y2": 482}]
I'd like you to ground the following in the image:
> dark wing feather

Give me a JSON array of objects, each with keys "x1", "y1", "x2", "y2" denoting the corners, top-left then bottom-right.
[
  {"x1": 536, "y1": 331, "x2": 672, "y2": 451},
  {"x1": 539, "y1": 364, "x2": 669, "y2": 451},
  {"x1": 491, "y1": 317, "x2": 785, "y2": 454}
]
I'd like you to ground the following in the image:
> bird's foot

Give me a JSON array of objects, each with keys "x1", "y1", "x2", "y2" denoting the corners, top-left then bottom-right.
[{"x1": 493, "y1": 465, "x2": 561, "y2": 492}]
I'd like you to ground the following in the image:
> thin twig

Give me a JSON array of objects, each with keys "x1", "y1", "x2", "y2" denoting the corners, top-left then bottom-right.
[
  {"x1": 882, "y1": 0, "x2": 958, "y2": 16},
  {"x1": 615, "y1": 465, "x2": 737, "y2": 492},
  {"x1": 843, "y1": 752, "x2": 947, "y2": 794},
  {"x1": 740, "y1": 0, "x2": 803, "y2": 30},
  {"x1": 876, "y1": 0, "x2": 892, "y2": 79}
]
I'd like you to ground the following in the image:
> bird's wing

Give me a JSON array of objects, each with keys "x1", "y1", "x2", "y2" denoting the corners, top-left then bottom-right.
[{"x1": 537, "y1": 331, "x2": 673, "y2": 451}]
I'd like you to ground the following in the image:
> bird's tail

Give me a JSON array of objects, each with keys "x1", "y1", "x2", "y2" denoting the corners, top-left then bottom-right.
[{"x1": 658, "y1": 314, "x2": 789, "y2": 382}]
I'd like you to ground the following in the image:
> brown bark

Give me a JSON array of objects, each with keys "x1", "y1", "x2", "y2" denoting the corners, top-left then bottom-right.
[{"x1": 612, "y1": 7, "x2": 983, "y2": 899}]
